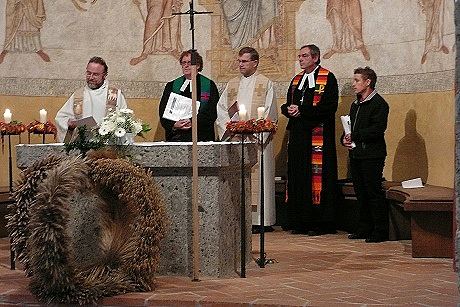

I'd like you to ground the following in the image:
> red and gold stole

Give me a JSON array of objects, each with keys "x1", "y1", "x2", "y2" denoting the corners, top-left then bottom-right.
[
  {"x1": 311, "y1": 67, "x2": 329, "y2": 205},
  {"x1": 290, "y1": 70, "x2": 305, "y2": 102},
  {"x1": 73, "y1": 85, "x2": 119, "y2": 119},
  {"x1": 289, "y1": 67, "x2": 330, "y2": 205}
]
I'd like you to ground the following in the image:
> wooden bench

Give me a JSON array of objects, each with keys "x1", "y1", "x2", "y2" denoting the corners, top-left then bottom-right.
[
  {"x1": 386, "y1": 185, "x2": 454, "y2": 258},
  {"x1": 0, "y1": 186, "x2": 12, "y2": 238},
  {"x1": 336, "y1": 180, "x2": 400, "y2": 233}
]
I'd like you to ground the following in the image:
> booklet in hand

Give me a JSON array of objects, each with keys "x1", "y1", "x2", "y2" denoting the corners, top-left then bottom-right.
[
  {"x1": 162, "y1": 92, "x2": 200, "y2": 122},
  {"x1": 64, "y1": 116, "x2": 97, "y2": 143},
  {"x1": 340, "y1": 115, "x2": 356, "y2": 148}
]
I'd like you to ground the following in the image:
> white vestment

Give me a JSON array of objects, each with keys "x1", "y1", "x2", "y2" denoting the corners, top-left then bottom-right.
[
  {"x1": 55, "y1": 81, "x2": 127, "y2": 142},
  {"x1": 216, "y1": 72, "x2": 278, "y2": 226}
]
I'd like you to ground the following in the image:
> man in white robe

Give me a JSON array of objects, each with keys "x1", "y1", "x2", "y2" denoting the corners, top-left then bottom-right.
[
  {"x1": 216, "y1": 47, "x2": 277, "y2": 233},
  {"x1": 55, "y1": 56, "x2": 127, "y2": 142}
]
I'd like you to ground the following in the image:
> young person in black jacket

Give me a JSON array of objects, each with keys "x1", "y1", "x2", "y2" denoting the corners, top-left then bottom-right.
[{"x1": 342, "y1": 67, "x2": 389, "y2": 243}]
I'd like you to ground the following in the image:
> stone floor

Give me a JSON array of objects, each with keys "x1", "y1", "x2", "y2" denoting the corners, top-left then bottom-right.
[{"x1": 0, "y1": 228, "x2": 458, "y2": 306}]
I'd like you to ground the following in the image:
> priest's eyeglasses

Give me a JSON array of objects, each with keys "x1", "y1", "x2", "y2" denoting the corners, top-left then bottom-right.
[{"x1": 86, "y1": 71, "x2": 104, "y2": 77}]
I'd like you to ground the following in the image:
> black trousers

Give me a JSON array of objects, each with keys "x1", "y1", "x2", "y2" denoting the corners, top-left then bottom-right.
[{"x1": 350, "y1": 158, "x2": 388, "y2": 236}]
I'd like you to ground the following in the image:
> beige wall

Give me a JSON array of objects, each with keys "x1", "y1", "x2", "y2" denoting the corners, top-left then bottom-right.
[
  {"x1": 336, "y1": 91, "x2": 454, "y2": 188},
  {"x1": 0, "y1": 90, "x2": 454, "y2": 188}
]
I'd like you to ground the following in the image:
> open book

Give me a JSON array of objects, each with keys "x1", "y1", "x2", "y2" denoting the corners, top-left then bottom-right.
[{"x1": 63, "y1": 116, "x2": 97, "y2": 143}]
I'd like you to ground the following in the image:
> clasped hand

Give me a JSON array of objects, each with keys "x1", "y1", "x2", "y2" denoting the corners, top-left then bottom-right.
[
  {"x1": 174, "y1": 119, "x2": 192, "y2": 130},
  {"x1": 287, "y1": 105, "x2": 300, "y2": 117},
  {"x1": 342, "y1": 133, "x2": 354, "y2": 149}
]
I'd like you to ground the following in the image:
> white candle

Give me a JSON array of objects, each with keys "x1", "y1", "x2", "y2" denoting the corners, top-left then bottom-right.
[
  {"x1": 39, "y1": 109, "x2": 47, "y2": 123},
  {"x1": 238, "y1": 104, "x2": 247, "y2": 121},
  {"x1": 3, "y1": 109, "x2": 12, "y2": 124},
  {"x1": 257, "y1": 106, "x2": 265, "y2": 119}
]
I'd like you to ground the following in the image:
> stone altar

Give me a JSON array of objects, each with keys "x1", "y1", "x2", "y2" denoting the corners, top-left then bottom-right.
[{"x1": 16, "y1": 142, "x2": 257, "y2": 277}]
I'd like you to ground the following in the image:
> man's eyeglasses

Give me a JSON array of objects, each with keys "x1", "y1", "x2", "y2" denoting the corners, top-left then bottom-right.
[
  {"x1": 180, "y1": 61, "x2": 192, "y2": 66},
  {"x1": 86, "y1": 71, "x2": 105, "y2": 77},
  {"x1": 238, "y1": 59, "x2": 256, "y2": 64}
]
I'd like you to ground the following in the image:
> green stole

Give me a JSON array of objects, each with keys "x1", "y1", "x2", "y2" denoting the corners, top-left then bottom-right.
[{"x1": 171, "y1": 75, "x2": 211, "y2": 104}]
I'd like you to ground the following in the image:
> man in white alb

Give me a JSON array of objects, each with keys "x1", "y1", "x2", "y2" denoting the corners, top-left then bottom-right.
[
  {"x1": 216, "y1": 47, "x2": 277, "y2": 233},
  {"x1": 55, "y1": 56, "x2": 128, "y2": 142}
]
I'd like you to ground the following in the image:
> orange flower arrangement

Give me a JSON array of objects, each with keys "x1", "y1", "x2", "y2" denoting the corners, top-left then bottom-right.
[
  {"x1": 226, "y1": 118, "x2": 277, "y2": 134},
  {"x1": 0, "y1": 121, "x2": 26, "y2": 135},
  {"x1": 26, "y1": 120, "x2": 56, "y2": 134},
  {"x1": 1, "y1": 121, "x2": 26, "y2": 153},
  {"x1": 26, "y1": 120, "x2": 57, "y2": 138}
]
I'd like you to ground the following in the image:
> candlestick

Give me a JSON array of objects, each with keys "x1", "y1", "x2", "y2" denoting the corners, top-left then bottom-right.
[
  {"x1": 3, "y1": 109, "x2": 12, "y2": 123},
  {"x1": 257, "y1": 106, "x2": 265, "y2": 119},
  {"x1": 39, "y1": 109, "x2": 47, "y2": 124},
  {"x1": 238, "y1": 104, "x2": 247, "y2": 121}
]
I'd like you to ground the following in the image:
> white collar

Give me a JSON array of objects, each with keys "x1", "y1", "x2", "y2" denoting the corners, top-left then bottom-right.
[
  {"x1": 241, "y1": 71, "x2": 257, "y2": 80},
  {"x1": 354, "y1": 89, "x2": 377, "y2": 104},
  {"x1": 86, "y1": 80, "x2": 107, "y2": 93},
  {"x1": 180, "y1": 78, "x2": 191, "y2": 92},
  {"x1": 298, "y1": 66, "x2": 319, "y2": 89}
]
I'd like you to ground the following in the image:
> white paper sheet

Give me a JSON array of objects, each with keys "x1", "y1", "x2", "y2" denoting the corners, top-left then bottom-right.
[
  {"x1": 340, "y1": 115, "x2": 356, "y2": 148},
  {"x1": 401, "y1": 178, "x2": 424, "y2": 189},
  {"x1": 162, "y1": 92, "x2": 200, "y2": 122}
]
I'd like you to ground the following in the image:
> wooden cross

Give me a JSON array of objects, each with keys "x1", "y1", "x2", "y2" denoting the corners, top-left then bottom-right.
[
  {"x1": 173, "y1": 0, "x2": 212, "y2": 283},
  {"x1": 173, "y1": 1, "x2": 212, "y2": 51}
]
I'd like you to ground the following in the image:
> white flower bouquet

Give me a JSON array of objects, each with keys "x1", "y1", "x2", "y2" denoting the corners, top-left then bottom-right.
[{"x1": 96, "y1": 108, "x2": 150, "y2": 145}]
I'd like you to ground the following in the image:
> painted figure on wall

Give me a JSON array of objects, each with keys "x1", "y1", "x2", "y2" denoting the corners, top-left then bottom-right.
[
  {"x1": 220, "y1": 0, "x2": 278, "y2": 49},
  {"x1": 0, "y1": 0, "x2": 99, "y2": 64},
  {"x1": 0, "y1": 0, "x2": 50, "y2": 64},
  {"x1": 130, "y1": 0, "x2": 183, "y2": 65},
  {"x1": 71, "y1": 0, "x2": 98, "y2": 11},
  {"x1": 323, "y1": 0, "x2": 370, "y2": 61},
  {"x1": 419, "y1": 0, "x2": 449, "y2": 64}
]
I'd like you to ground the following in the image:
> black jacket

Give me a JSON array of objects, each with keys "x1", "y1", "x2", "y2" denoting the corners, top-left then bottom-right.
[{"x1": 347, "y1": 91, "x2": 389, "y2": 160}]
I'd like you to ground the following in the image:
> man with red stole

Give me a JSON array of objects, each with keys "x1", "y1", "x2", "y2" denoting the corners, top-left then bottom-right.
[{"x1": 281, "y1": 44, "x2": 338, "y2": 235}]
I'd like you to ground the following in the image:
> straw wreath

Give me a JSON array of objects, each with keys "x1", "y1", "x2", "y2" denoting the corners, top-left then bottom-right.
[{"x1": 7, "y1": 153, "x2": 167, "y2": 304}]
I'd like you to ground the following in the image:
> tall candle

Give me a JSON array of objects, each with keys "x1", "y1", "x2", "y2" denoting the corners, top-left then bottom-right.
[
  {"x1": 238, "y1": 104, "x2": 247, "y2": 121},
  {"x1": 39, "y1": 109, "x2": 47, "y2": 123},
  {"x1": 3, "y1": 109, "x2": 12, "y2": 124},
  {"x1": 257, "y1": 106, "x2": 265, "y2": 119}
]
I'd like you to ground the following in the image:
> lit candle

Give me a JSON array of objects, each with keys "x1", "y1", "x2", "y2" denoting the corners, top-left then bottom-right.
[
  {"x1": 238, "y1": 104, "x2": 247, "y2": 121},
  {"x1": 39, "y1": 109, "x2": 47, "y2": 123},
  {"x1": 3, "y1": 109, "x2": 12, "y2": 124},
  {"x1": 257, "y1": 106, "x2": 265, "y2": 119}
]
